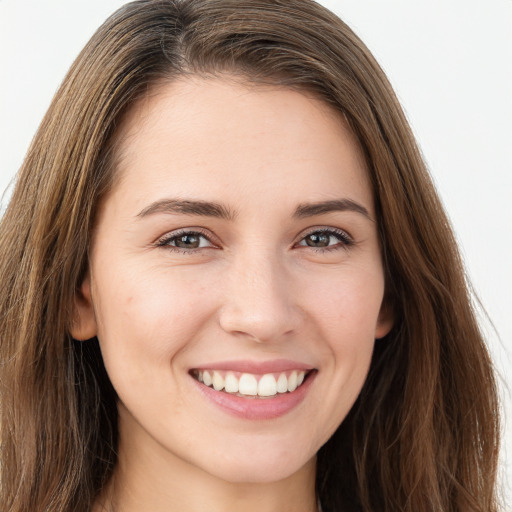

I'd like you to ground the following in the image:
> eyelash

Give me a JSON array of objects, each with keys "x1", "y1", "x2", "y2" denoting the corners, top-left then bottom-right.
[
  {"x1": 155, "y1": 227, "x2": 354, "y2": 254},
  {"x1": 155, "y1": 228, "x2": 217, "y2": 254},
  {"x1": 295, "y1": 227, "x2": 354, "y2": 252}
]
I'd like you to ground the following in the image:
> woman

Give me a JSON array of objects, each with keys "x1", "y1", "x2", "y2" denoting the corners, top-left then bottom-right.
[{"x1": 0, "y1": 0, "x2": 500, "y2": 511}]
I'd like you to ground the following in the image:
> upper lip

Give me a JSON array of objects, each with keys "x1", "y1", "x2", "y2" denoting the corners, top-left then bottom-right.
[{"x1": 191, "y1": 359, "x2": 314, "y2": 374}]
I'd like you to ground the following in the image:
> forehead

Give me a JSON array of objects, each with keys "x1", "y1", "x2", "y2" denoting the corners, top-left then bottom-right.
[{"x1": 109, "y1": 75, "x2": 373, "y2": 216}]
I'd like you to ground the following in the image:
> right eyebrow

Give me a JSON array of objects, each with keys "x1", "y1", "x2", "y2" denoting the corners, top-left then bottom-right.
[
  {"x1": 293, "y1": 198, "x2": 373, "y2": 221},
  {"x1": 136, "y1": 198, "x2": 237, "y2": 221}
]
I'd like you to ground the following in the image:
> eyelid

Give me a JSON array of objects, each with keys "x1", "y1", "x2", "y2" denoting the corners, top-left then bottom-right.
[
  {"x1": 294, "y1": 226, "x2": 354, "y2": 250},
  {"x1": 155, "y1": 227, "x2": 220, "y2": 250},
  {"x1": 153, "y1": 225, "x2": 354, "y2": 252}
]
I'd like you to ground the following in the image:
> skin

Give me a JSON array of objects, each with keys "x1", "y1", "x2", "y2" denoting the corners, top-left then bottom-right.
[{"x1": 72, "y1": 76, "x2": 393, "y2": 512}]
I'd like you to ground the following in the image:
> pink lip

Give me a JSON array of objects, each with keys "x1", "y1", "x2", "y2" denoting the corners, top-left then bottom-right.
[
  {"x1": 191, "y1": 358, "x2": 314, "y2": 374},
  {"x1": 191, "y1": 369, "x2": 317, "y2": 420}
]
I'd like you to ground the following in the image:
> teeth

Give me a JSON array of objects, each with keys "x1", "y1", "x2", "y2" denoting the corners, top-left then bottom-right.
[
  {"x1": 287, "y1": 371, "x2": 298, "y2": 392},
  {"x1": 224, "y1": 372, "x2": 239, "y2": 393},
  {"x1": 239, "y1": 373, "x2": 258, "y2": 395},
  {"x1": 196, "y1": 369, "x2": 308, "y2": 397},
  {"x1": 258, "y1": 374, "x2": 277, "y2": 397},
  {"x1": 212, "y1": 371, "x2": 224, "y2": 391},
  {"x1": 277, "y1": 373, "x2": 288, "y2": 393},
  {"x1": 203, "y1": 370, "x2": 212, "y2": 387}
]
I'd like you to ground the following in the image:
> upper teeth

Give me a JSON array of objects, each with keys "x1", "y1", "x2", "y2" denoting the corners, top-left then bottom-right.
[{"x1": 196, "y1": 370, "x2": 307, "y2": 397}]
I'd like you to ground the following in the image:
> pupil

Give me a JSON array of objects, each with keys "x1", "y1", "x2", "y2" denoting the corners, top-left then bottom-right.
[
  {"x1": 306, "y1": 233, "x2": 329, "y2": 247},
  {"x1": 176, "y1": 234, "x2": 199, "y2": 248}
]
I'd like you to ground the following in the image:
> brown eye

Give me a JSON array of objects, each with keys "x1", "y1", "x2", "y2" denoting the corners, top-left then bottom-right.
[
  {"x1": 174, "y1": 234, "x2": 201, "y2": 248},
  {"x1": 304, "y1": 232, "x2": 331, "y2": 247}
]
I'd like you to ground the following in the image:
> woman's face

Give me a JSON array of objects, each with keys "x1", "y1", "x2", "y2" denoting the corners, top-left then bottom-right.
[{"x1": 73, "y1": 77, "x2": 392, "y2": 484}]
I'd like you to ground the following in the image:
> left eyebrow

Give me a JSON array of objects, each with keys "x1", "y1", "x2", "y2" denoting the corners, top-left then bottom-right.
[
  {"x1": 136, "y1": 198, "x2": 236, "y2": 220},
  {"x1": 293, "y1": 199, "x2": 373, "y2": 221}
]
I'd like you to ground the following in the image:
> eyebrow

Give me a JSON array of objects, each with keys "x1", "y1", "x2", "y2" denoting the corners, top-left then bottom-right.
[
  {"x1": 136, "y1": 199, "x2": 236, "y2": 220},
  {"x1": 293, "y1": 199, "x2": 372, "y2": 221},
  {"x1": 136, "y1": 197, "x2": 371, "y2": 221}
]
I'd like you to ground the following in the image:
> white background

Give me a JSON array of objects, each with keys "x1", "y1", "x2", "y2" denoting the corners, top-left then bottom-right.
[{"x1": 1, "y1": 0, "x2": 510, "y2": 506}]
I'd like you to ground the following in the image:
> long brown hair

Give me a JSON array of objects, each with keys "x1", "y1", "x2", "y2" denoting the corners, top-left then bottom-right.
[{"x1": 0, "y1": 1, "x2": 500, "y2": 510}]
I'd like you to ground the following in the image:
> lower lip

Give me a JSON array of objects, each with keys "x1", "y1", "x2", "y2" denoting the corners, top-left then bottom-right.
[{"x1": 192, "y1": 371, "x2": 316, "y2": 420}]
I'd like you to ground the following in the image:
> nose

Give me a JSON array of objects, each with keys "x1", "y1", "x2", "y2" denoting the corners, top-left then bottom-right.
[{"x1": 218, "y1": 251, "x2": 301, "y2": 343}]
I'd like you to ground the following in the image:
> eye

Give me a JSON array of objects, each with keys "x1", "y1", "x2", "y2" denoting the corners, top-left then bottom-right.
[
  {"x1": 156, "y1": 229, "x2": 215, "y2": 251},
  {"x1": 296, "y1": 228, "x2": 353, "y2": 251}
]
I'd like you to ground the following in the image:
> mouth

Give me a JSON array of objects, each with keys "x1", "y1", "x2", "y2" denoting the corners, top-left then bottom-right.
[{"x1": 190, "y1": 369, "x2": 313, "y2": 398}]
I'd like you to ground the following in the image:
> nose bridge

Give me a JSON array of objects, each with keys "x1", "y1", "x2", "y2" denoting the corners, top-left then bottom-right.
[{"x1": 218, "y1": 244, "x2": 299, "y2": 342}]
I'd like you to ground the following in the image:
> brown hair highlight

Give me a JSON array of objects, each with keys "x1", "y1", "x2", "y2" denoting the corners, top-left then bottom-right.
[{"x1": 0, "y1": 1, "x2": 500, "y2": 511}]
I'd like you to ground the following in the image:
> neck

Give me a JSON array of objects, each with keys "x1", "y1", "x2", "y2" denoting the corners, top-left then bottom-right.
[{"x1": 94, "y1": 413, "x2": 318, "y2": 512}]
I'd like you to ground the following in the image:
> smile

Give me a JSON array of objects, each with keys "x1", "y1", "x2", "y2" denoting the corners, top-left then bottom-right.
[{"x1": 192, "y1": 369, "x2": 310, "y2": 397}]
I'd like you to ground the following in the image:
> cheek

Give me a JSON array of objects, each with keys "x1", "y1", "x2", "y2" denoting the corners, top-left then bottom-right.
[
  {"x1": 304, "y1": 263, "x2": 385, "y2": 343},
  {"x1": 301, "y1": 265, "x2": 383, "y2": 407},
  {"x1": 92, "y1": 266, "x2": 217, "y2": 390}
]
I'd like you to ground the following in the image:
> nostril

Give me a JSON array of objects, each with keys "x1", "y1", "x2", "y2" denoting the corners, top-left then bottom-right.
[{"x1": 218, "y1": 303, "x2": 300, "y2": 343}]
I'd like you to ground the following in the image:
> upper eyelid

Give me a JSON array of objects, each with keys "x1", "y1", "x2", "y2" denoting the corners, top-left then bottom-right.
[
  {"x1": 155, "y1": 225, "x2": 353, "y2": 248},
  {"x1": 297, "y1": 226, "x2": 353, "y2": 241},
  {"x1": 155, "y1": 227, "x2": 218, "y2": 246}
]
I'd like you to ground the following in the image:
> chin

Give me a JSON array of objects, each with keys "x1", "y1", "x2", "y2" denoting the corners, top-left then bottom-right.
[{"x1": 200, "y1": 448, "x2": 316, "y2": 485}]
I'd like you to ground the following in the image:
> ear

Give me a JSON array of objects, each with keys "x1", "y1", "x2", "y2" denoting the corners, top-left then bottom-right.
[
  {"x1": 375, "y1": 301, "x2": 394, "y2": 340},
  {"x1": 70, "y1": 273, "x2": 97, "y2": 341}
]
